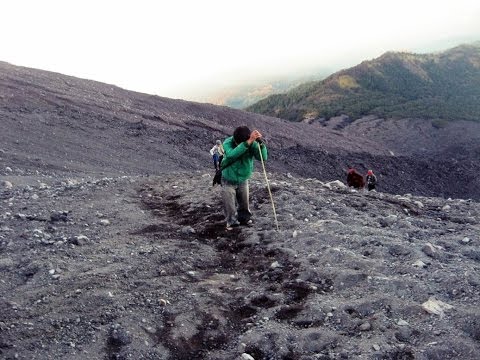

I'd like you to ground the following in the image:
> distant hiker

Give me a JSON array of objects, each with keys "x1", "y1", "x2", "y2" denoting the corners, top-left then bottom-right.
[
  {"x1": 365, "y1": 169, "x2": 377, "y2": 191},
  {"x1": 221, "y1": 126, "x2": 268, "y2": 230},
  {"x1": 346, "y1": 167, "x2": 365, "y2": 189},
  {"x1": 209, "y1": 140, "x2": 224, "y2": 171}
]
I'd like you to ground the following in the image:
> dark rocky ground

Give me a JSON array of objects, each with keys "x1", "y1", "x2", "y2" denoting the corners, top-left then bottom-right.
[
  {"x1": 0, "y1": 61, "x2": 479, "y2": 359},
  {"x1": 0, "y1": 172, "x2": 479, "y2": 359}
]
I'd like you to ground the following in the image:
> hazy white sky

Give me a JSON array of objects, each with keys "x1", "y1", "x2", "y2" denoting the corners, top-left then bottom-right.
[{"x1": 2, "y1": 0, "x2": 480, "y2": 99}]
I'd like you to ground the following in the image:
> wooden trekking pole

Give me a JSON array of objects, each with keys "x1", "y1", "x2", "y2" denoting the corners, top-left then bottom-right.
[{"x1": 257, "y1": 141, "x2": 279, "y2": 231}]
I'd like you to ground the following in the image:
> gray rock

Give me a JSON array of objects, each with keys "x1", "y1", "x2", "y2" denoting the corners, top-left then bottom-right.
[
  {"x1": 181, "y1": 226, "x2": 195, "y2": 234},
  {"x1": 395, "y1": 327, "x2": 413, "y2": 343},
  {"x1": 241, "y1": 354, "x2": 255, "y2": 360},
  {"x1": 0, "y1": 257, "x2": 14, "y2": 270},
  {"x1": 1, "y1": 180, "x2": 13, "y2": 189},
  {"x1": 359, "y1": 322, "x2": 372, "y2": 331},
  {"x1": 50, "y1": 211, "x2": 69, "y2": 222},
  {"x1": 422, "y1": 243, "x2": 436, "y2": 258},
  {"x1": 389, "y1": 244, "x2": 411, "y2": 256},
  {"x1": 69, "y1": 235, "x2": 89, "y2": 246},
  {"x1": 412, "y1": 260, "x2": 428, "y2": 268},
  {"x1": 461, "y1": 237, "x2": 471, "y2": 244},
  {"x1": 379, "y1": 215, "x2": 398, "y2": 227},
  {"x1": 107, "y1": 324, "x2": 132, "y2": 347}
]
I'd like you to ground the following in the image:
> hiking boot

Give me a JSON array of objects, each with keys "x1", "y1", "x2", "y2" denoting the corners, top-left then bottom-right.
[{"x1": 226, "y1": 221, "x2": 240, "y2": 231}]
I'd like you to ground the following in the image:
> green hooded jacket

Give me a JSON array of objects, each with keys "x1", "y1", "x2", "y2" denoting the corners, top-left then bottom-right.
[{"x1": 220, "y1": 136, "x2": 268, "y2": 184}]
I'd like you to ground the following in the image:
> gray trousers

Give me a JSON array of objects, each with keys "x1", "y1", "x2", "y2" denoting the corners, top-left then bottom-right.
[{"x1": 222, "y1": 179, "x2": 250, "y2": 226}]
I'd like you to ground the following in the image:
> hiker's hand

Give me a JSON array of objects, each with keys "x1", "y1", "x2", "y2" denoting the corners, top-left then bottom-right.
[{"x1": 247, "y1": 130, "x2": 262, "y2": 145}]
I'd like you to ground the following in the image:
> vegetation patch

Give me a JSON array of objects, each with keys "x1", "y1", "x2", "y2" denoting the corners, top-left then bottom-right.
[{"x1": 337, "y1": 75, "x2": 360, "y2": 89}]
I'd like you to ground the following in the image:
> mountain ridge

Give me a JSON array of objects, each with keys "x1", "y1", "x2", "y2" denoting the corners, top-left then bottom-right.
[{"x1": 247, "y1": 42, "x2": 480, "y2": 122}]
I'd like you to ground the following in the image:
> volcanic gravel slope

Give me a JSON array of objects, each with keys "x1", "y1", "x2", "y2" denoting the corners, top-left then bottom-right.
[
  {"x1": 0, "y1": 171, "x2": 479, "y2": 359},
  {"x1": 1, "y1": 60, "x2": 480, "y2": 200}
]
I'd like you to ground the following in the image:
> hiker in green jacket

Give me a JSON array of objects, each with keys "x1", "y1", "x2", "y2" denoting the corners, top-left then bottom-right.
[{"x1": 221, "y1": 126, "x2": 268, "y2": 230}]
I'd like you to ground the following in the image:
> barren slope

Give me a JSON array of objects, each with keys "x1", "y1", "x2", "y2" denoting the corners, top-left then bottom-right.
[{"x1": 1, "y1": 61, "x2": 480, "y2": 200}]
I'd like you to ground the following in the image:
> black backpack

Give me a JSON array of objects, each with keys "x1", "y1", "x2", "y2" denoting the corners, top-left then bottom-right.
[
  {"x1": 212, "y1": 156, "x2": 235, "y2": 186},
  {"x1": 212, "y1": 169, "x2": 222, "y2": 186}
]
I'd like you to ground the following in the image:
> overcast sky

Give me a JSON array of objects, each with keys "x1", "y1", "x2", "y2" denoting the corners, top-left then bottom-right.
[{"x1": 2, "y1": 0, "x2": 480, "y2": 100}]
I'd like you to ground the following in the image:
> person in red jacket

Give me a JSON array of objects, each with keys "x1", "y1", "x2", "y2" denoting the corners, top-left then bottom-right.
[{"x1": 365, "y1": 169, "x2": 377, "y2": 191}]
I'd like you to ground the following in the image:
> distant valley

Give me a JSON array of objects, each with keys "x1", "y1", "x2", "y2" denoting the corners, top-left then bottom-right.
[{"x1": 197, "y1": 72, "x2": 328, "y2": 109}]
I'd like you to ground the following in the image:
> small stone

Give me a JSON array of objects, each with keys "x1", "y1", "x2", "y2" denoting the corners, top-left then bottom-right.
[
  {"x1": 372, "y1": 344, "x2": 380, "y2": 351},
  {"x1": 413, "y1": 201, "x2": 424, "y2": 208},
  {"x1": 397, "y1": 319, "x2": 409, "y2": 326},
  {"x1": 70, "y1": 235, "x2": 89, "y2": 246},
  {"x1": 395, "y1": 327, "x2": 413, "y2": 342},
  {"x1": 50, "y1": 211, "x2": 68, "y2": 222},
  {"x1": 270, "y1": 261, "x2": 281, "y2": 269},
  {"x1": 241, "y1": 354, "x2": 255, "y2": 360},
  {"x1": 442, "y1": 205, "x2": 451, "y2": 211},
  {"x1": 159, "y1": 299, "x2": 167, "y2": 306},
  {"x1": 1, "y1": 181, "x2": 13, "y2": 189},
  {"x1": 422, "y1": 243, "x2": 436, "y2": 258},
  {"x1": 100, "y1": 219, "x2": 110, "y2": 226},
  {"x1": 0, "y1": 258, "x2": 14, "y2": 270},
  {"x1": 181, "y1": 226, "x2": 195, "y2": 234},
  {"x1": 5, "y1": 167, "x2": 13, "y2": 173},
  {"x1": 412, "y1": 260, "x2": 427, "y2": 268},
  {"x1": 379, "y1": 214, "x2": 398, "y2": 227},
  {"x1": 422, "y1": 297, "x2": 453, "y2": 316},
  {"x1": 359, "y1": 322, "x2": 371, "y2": 331},
  {"x1": 31, "y1": 194, "x2": 39, "y2": 200},
  {"x1": 461, "y1": 237, "x2": 471, "y2": 244},
  {"x1": 144, "y1": 326, "x2": 156, "y2": 334},
  {"x1": 292, "y1": 230, "x2": 298, "y2": 238},
  {"x1": 326, "y1": 180, "x2": 346, "y2": 189}
]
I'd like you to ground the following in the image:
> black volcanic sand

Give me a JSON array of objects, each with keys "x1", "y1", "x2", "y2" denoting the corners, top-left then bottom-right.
[{"x1": 1, "y1": 171, "x2": 479, "y2": 359}]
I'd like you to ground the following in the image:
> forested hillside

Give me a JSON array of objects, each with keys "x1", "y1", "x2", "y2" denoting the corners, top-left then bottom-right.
[{"x1": 247, "y1": 43, "x2": 480, "y2": 122}]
